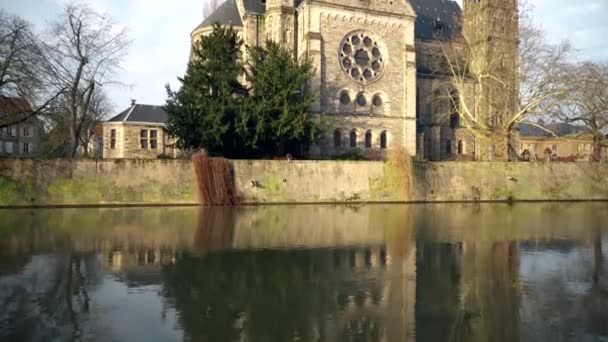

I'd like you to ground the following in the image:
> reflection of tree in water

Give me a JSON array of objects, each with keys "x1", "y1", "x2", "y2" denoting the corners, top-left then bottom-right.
[
  {"x1": 0, "y1": 253, "x2": 101, "y2": 341},
  {"x1": 416, "y1": 241, "x2": 521, "y2": 342},
  {"x1": 161, "y1": 205, "x2": 417, "y2": 341},
  {"x1": 587, "y1": 228, "x2": 607, "y2": 337},
  {"x1": 162, "y1": 248, "x2": 387, "y2": 341},
  {"x1": 191, "y1": 207, "x2": 236, "y2": 256}
]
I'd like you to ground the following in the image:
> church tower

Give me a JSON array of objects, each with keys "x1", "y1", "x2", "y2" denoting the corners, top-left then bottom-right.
[
  {"x1": 463, "y1": 0, "x2": 519, "y2": 159},
  {"x1": 264, "y1": 0, "x2": 295, "y2": 50}
]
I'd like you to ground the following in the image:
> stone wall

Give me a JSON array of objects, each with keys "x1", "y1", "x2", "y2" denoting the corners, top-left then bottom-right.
[
  {"x1": 0, "y1": 158, "x2": 606, "y2": 206},
  {"x1": 102, "y1": 123, "x2": 177, "y2": 159}
]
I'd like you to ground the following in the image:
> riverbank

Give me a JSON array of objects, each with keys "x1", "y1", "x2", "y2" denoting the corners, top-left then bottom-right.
[{"x1": 0, "y1": 159, "x2": 607, "y2": 206}]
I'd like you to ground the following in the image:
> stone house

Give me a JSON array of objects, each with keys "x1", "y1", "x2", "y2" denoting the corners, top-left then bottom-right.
[
  {"x1": 518, "y1": 122, "x2": 607, "y2": 162},
  {"x1": 102, "y1": 102, "x2": 178, "y2": 159},
  {"x1": 191, "y1": 0, "x2": 519, "y2": 160},
  {"x1": 0, "y1": 97, "x2": 39, "y2": 157}
]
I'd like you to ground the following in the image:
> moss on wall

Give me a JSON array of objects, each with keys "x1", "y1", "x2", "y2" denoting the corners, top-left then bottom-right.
[{"x1": 0, "y1": 159, "x2": 607, "y2": 206}]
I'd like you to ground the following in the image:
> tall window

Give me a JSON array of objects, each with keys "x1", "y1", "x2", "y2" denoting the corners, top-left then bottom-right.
[
  {"x1": 380, "y1": 131, "x2": 387, "y2": 149},
  {"x1": 458, "y1": 140, "x2": 464, "y2": 155},
  {"x1": 446, "y1": 140, "x2": 452, "y2": 155},
  {"x1": 350, "y1": 129, "x2": 357, "y2": 148},
  {"x1": 9, "y1": 126, "x2": 16, "y2": 137},
  {"x1": 22, "y1": 126, "x2": 31, "y2": 137},
  {"x1": 150, "y1": 130, "x2": 158, "y2": 149},
  {"x1": 449, "y1": 91, "x2": 460, "y2": 129},
  {"x1": 365, "y1": 130, "x2": 372, "y2": 148},
  {"x1": 140, "y1": 130, "x2": 148, "y2": 149},
  {"x1": 5, "y1": 142, "x2": 13, "y2": 154},
  {"x1": 334, "y1": 129, "x2": 342, "y2": 148},
  {"x1": 22, "y1": 143, "x2": 30, "y2": 154},
  {"x1": 110, "y1": 129, "x2": 116, "y2": 149}
]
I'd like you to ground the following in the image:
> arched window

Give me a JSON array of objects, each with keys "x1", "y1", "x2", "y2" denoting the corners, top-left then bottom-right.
[
  {"x1": 446, "y1": 140, "x2": 452, "y2": 155},
  {"x1": 339, "y1": 91, "x2": 351, "y2": 106},
  {"x1": 350, "y1": 129, "x2": 357, "y2": 148},
  {"x1": 334, "y1": 129, "x2": 342, "y2": 148},
  {"x1": 356, "y1": 93, "x2": 367, "y2": 107},
  {"x1": 365, "y1": 130, "x2": 372, "y2": 148},
  {"x1": 380, "y1": 131, "x2": 388, "y2": 149},
  {"x1": 458, "y1": 140, "x2": 464, "y2": 154},
  {"x1": 449, "y1": 90, "x2": 460, "y2": 129}
]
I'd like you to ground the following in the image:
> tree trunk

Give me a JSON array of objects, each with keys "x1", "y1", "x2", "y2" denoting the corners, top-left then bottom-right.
[
  {"x1": 592, "y1": 134, "x2": 602, "y2": 162},
  {"x1": 490, "y1": 131, "x2": 509, "y2": 161}
]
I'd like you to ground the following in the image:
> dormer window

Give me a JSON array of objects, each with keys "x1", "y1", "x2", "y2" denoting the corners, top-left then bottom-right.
[{"x1": 433, "y1": 19, "x2": 445, "y2": 36}]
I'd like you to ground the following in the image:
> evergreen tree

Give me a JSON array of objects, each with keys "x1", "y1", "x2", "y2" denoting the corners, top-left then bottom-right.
[
  {"x1": 239, "y1": 41, "x2": 323, "y2": 157},
  {"x1": 166, "y1": 27, "x2": 323, "y2": 158},
  {"x1": 165, "y1": 24, "x2": 245, "y2": 156}
]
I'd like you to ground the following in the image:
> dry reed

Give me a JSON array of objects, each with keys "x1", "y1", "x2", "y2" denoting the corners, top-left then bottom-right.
[{"x1": 192, "y1": 152, "x2": 238, "y2": 206}]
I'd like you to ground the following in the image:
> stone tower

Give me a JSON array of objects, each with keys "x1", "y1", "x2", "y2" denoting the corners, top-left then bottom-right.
[
  {"x1": 463, "y1": 0, "x2": 519, "y2": 159},
  {"x1": 264, "y1": 0, "x2": 294, "y2": 50}
]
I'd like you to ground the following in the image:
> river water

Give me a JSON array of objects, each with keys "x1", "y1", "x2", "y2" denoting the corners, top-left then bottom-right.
[{"x1": 0, "y1": 203, "x2": 606, "y2": 342}]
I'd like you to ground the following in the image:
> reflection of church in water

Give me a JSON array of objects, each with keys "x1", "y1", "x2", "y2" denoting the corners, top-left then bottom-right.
[
  {"x1": 98, "y1": 207, "x2": 522, "y2": 342},
  {"x1": 101, "y1": 244, "x2": 417, "y2": 341}
]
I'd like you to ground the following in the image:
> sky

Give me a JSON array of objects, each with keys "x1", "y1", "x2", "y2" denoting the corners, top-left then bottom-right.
[{"x1": 1, "y1": 0, "x2": 607, "y2": 117}]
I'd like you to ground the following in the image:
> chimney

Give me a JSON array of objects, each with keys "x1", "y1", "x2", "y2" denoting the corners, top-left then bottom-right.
[{"x1": 130, "y1": 98, "x2": 137, "y2": 106}]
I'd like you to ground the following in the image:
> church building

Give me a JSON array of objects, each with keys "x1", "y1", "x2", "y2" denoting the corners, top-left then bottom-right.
[{"x1": 191, "y1": 0, "x2": 519, "y2": 160}]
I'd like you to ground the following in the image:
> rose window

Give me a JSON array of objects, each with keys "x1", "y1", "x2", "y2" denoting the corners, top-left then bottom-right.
[{"x1": 339, "y1": 31, "x2": 386, "y2": 84}]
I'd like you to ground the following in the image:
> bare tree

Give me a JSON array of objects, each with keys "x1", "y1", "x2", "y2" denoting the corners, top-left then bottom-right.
[
  {"x1": 550, "y1": 62, "x2": 608, "y2": 162},
  {"x1": 0, "y1": 11, "x2": 62, "y2": 127},
  {"x1": 78, "y1": 89, "x2": 112, "y2": 158},
  {"x1": 44, "y1": 3, "x2": 130, "y2": 158},
  {"x1": 431, "y1": 0, "x2": 572, "y2": 160}
]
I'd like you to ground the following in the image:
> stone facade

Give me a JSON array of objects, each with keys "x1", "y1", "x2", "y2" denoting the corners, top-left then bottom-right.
[
  {"x1": 102, "y1": 123, "x2": 177, "y2": 159},
  {"x1": 191, "y1": 0, "x2": 519, "y2": 160},
  {"x1": 519, "y1": 136, "x2": 608, "y2": 162},
  {"x1": 0, "y1": 118, "x2": 39, "y2": 157}
]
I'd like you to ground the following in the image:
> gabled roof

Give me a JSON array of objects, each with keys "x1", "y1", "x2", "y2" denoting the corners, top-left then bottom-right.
[
  {"x1": 194, "y1": 0, "x2": 243, "y2": 32},
  {"x1": 107, "y1": 104, "x2": 168, "y2": 125},
  {"x1": 409, "y1": 0, "x2": 462, "y2": 40},
  {"x1": 243, "y1": 0, "x2": 265, "y2": 15},
  {"x1": 519, "y1": 122, "x2": 587, "y2": 137},
  {"x1": 0, "y1": 96, "x2": 32, "y2": 117},
  {"x1": 193, "y1": 0, "x2": 463, "y2": 39}
]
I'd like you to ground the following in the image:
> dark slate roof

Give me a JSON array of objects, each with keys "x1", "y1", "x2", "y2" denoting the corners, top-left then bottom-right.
[
  {"x1": 194, "y1": 0, "x2": 243, "y2": 31},
  {"x1": 243, "y1": 0, "x2": 265, "y2": 15},
  {"x1": 108, "y1": 104, "x2": 168, "y2": 124},
  {"x1": 519, "y1": 122, "x2": 587, "y2": 137},
  {"x1": 409, "y1": 0, "x2": 462, "y2": 40}
]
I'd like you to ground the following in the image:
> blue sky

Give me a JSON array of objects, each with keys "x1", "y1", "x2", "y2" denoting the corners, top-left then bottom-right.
[{"x1": 1, "y1": 0, "x2": 607, "y2": 116}]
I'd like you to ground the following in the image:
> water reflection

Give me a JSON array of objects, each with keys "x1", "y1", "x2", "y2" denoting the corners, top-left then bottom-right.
[{"x1": 0, "y1": 203, "x2": 606, "y2": 341}]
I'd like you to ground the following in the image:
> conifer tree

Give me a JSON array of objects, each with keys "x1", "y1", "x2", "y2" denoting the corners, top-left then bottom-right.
[
  {"x1": 166, "y1": 27, "x2": 322, "y2": 158},
  {"x1": 238, "y1": 41, "x2": 323, "y2": 157},
  {"x1": 165, "y1": 24, "x2": 246, "y2": 156}
]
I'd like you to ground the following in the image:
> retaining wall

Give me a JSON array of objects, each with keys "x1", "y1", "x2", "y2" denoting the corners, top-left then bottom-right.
[{"x1": 0, "y1": 159, "x2": 606, "y2": 206}]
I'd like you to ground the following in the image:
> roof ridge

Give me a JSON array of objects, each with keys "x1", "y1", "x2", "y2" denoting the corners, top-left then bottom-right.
[{"x1": 123, "y1": 104, "x2": 137, "y2": 122}]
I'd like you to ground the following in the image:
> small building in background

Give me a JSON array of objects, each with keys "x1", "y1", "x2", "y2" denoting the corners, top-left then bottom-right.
[
  {"x1": 102, "y1": 101, "x2": 179, "y2": 159},
  {"x1": 0, "y1": 97, "x2": 39, "y2": 157},
  {"x1": 518, "y1": 122, "x2": 606, "y2": 162}
]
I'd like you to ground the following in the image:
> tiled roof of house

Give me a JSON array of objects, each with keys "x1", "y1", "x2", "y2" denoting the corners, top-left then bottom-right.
[
  {"x1": 519, "y1": 122, "x2": 587, "y2": 137},
  {"x1": 194, "y1": 0, "x2": 243, "y2": 32},
  {"x1": 409, "y1": 0, "x2": 462, "y2": 39},
  {"x1": 0, "y1": 96, "x2": 32, "y2": 117},
  {"x1": 107, "y1": 104, "x2": 168, "y2": 124}
]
